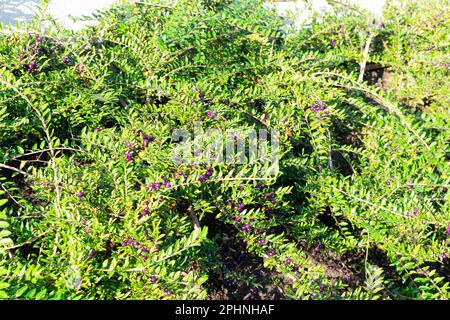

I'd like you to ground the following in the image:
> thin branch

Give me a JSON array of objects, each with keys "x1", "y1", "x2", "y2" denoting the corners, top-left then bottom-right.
[
  {"x1": 359, "y1": 32, "x2": 374, "y2": 82},
  {"x1": 6, "y1": 146, "x2": 81, "y2": 162},
  {"x1": 6, "y1": 230, "x2": 50, "y2": 250},
  {"x1": 0, "y1": 163, "x2": 28, "y2": 176},
  {"x1": 187, "y1": 205, "x2": 201, "y2": 232},
  {"x1": 0, "y1": 182, "x2": 24, "y2": 208}
]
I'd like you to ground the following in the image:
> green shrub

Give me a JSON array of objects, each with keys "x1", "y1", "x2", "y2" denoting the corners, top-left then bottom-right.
[{"x1": 0, "y1": 0, "x2": 448, "y2": 300}]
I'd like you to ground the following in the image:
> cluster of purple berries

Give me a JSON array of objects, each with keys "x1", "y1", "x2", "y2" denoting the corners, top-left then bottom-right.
[
  {"x1": 121, "y1": 237, "x2": 141, "y2": 248},
  {"x1": 18, "y1": 34, "x2": 71, "y2": 74},
  {"x1": 206, "y1": 110, "x2": 217, "y2": 119},
  {"x1": 221, "y1": 100, "x2": 240, "y2": 107},
  {"x1": 177, "y1": 170, "x2": 188, "y2": 179},
  {"x1": 86, "y1": 249, "x2": 97, "y2": 259},
  {"x1": 406, "y1": 180, "x2": 414, "y2": 190},
  {"x1": 24, "y1": 61, "x2": 40, "y2": 74},
  {"x1": 136, "y1": 130, "x2": 154, "y2": 146},
  {"x1": 174, "y1": 163, "x2": 203, "y2": 180},
  {"x1": 164, "y1": 289, "x2": 173, "y2": 297},
  {"x1": 81, "y1": 219, "x2": 92, "y2": 234},
  {"x1": 309, "y1": 100, "x2": 328, "y2": 114},
  {"x1": 76, "y1": 63, "x2": 85, "y2": 74},
  {"x1": 149, "y1": 273, "x2": 172, "y2": 297},
  {"x1": 140, "y1": 206, "x2": 150, "y2": 216},
  {"x1": 191, "y1": 89, "x2": 248, "y2": 109},
  {"x1": 149, "y1": 178, "x2": 171, "y2": 191},
  {"x1": 261, "y1": 192, "x2": 275, "y2": 200},
  {"x1": 76, "y1": 191, "x2": 84, "y2": 199},
  {"x1": 234, "y1": 206, "x2": 273, "y2": 250},
  {"x1": 197, "y1": 91, "x2": 214, "y2": 104},
  {"x1": 125, "y1": 153, "x2": 134, "y2": 163},
  {"x1": 407, "y1": 207, "x2": 419, "y2": 219},
  {"x1": 120, "y1": 234, "x2": 162, "y2": 261},
  {"x1": 124, "y1": 130, "x2": 155, "y2": 163},
  {"x1": 198, "y1": 167, "x2": 213, "y2": 182}
]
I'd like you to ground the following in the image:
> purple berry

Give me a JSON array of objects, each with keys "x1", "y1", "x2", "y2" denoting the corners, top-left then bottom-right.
[
  {"x1": 125, "y1": 153, "x2": 133, "y2": 163},
  {"x1": 141, "y1": 207, "x2": 149, "y2": 216},
  {"x1": 87, "y1": 249, "x2": 96, "y2": 259},
  {"x1": 178, "y1": 171, "x2": 187, "y2": 178},
  {"x1": 206, "y1": 110, "x2": 217, "y2": 119},
  {"x1": 76, "y1": 63, "x2": 84, "y2": 73},
  {"x1": 125, "y1": 141, "x2": 135, "y2": 150}
]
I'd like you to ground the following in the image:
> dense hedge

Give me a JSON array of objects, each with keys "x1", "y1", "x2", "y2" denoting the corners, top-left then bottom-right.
[{"x1": 0, "y1": 0, "x2": 449, "y2": 300}]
